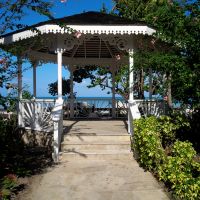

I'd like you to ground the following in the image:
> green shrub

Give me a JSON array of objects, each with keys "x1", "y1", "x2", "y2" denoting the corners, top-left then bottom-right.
[
  {"x1": 0, "y1": 174, "x2": 18, "y2": 200},
  {"x1": 175, "y1": 109, "x2": 200, "y2": 153},
  {"x1": 172, "y1": 141, "x2": 196, "y2": 161},
  {"x1": 158, "y1": 115, "x2": 190, "y2": 148},
  {"x1": 133, "y1": 117, "x2": 200, "y2": 200},
  {"x1": 158, "y1": 141, "x2": 200, "y2": 199},
  {"x1": 133, "y1": 116, "x2": 165, "y2": 171}
]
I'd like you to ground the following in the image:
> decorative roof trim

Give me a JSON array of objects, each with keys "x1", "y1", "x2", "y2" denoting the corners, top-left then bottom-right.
[{"x1": 0, "y1": 24, "x2": 155, "y2": 44}]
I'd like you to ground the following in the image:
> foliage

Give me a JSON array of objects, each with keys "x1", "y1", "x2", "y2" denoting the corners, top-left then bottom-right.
[
  {"x1": 48, "y1": 78, "x2": 71, "y2": 97},
  {"x1": 157, "y1": 114, "x2": 190, "y2": 148},
  {"x1": 87, "y1": 65, "x2": 130, "y2": 100},
  {"x1": 0, "y1": 0, "x2": 53, "y2": 35},
  {"x1": 113, "y1": 0, "x2": 200, "y2": 106},
  {"x1": 0, "y1": 0, "x2": 53, "y2": 102},
  {"x1": 22, "y1": 90, "x2": 33, "y2": 99},
  {"x1": 133, "y1": 117, "x2": 166, "y2": 170},
  {"x1": 48, "y1": 66, "x2": 97, "y2": 97},
  {"x1": 158, "y1": 141, "x2": 200, "y2": 200},
  {"x1": 133, "y1": 115, "x2": 200, "y2": 199},
  {"x1": 175, "y1": 108, "x2": 200, "y2": 152},
  {"x1": 73, "y1": 66, "x2": 97, "y2": 83},
  {"x1": 0, "y1": 174, "x2": 18, "y2": 200},
  {"x1": 0, "y1": 115, "x2": 53, "y2": 199}
]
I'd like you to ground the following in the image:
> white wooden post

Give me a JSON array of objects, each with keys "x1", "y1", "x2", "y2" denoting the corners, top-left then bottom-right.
[
  {"x1": 32, "y1": 61, "x2": 38, "y2": 129},
  {"x1": 53, "y1": 120, "x2": 59, "y2": 162},
  {"x1": 128, "y1": 49, "x2": 133, "y2": 134},
  {"x1": 17, "y1": 56, "x2": 23, "y2": 127},
  {"x1": 129, "y1": 49, "x2": 134, "y2": 101},
  {"x1": 128, "y1": 48, "x2": 141, "y2": 134},
  {"x1": 57, "y1": 50, "x2": 63, "y2": 100},
  {"x1": 69, "y1": 68, "x2": 74, "y2": 118},
  {"x1": 111, "y1": 69, "x2": 116, "y2": 118}
]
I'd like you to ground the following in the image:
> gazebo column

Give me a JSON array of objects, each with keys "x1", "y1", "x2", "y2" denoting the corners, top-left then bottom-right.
[
  {"x1": 111, "y1": 68, "x2": 116, "y2": 118},
  {"x1": 31, "y1": 60, "x2": 38, "y2": 130},
  {"x1": 129, "y1": 49, "x2": 134, "y2": 101},
  {"x1": 17, "y1": 56, "x2": 23, "y2": 127},
  {"x1": 57, "y1": 50, "x2": 63, "y2": 100},
  {"x1": 69, "y1": 67, "x2": 74, "y2": 118},
  {"x1": 128, "y1": 48, "x2": 141, "y2": 134}
]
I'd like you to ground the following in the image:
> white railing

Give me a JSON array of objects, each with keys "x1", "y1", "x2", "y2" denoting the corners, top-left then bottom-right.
[
  {"x1": 135, "y1": 99, "x2": 168, "y2": 117},
  {"x1": 128, "y1": 100, "x2": 141, "y2": 135},
  {"x1": 63, "y1": 97, "x2": 128, "y2": 119},
  {"x1": 19, "y1": 99, "x2": 55, "y2": 132},
  {"x1": 128, "y1": 99, "x2": 168, "y2": 136},
  {"x1": 19, "y1": 98, "x2": 64, "y2": 162},
  {"x1": 52, "y1": 99, "x2": 63, "y2": 162}
]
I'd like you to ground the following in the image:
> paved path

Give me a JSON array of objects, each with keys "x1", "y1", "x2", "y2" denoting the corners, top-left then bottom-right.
[{"x1": 19, "y1": 120, "x2": 170, "y2": 200}]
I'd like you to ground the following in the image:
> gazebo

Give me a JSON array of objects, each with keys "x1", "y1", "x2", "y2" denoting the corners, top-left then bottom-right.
[{"x1": 0, "y1": 12, "x2": 164, "y2": 161}]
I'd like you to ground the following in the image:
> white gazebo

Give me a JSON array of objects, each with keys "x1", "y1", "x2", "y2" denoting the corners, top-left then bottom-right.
[{"x1": 0, "y1": 12, "x2": 166, "y2": 161}]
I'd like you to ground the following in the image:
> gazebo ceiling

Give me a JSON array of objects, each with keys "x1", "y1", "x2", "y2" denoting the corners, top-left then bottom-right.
[
  {"x1": 38, "y1": 35, "x2": 124, "y2": 58},
  {"x1": 0, "y1": 11, "x2": 156, "y2": 67}
]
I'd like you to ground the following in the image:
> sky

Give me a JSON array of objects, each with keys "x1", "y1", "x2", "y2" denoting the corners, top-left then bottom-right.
[{"x1": 2, "y1": 0, "x2": 116, "y2": 98}]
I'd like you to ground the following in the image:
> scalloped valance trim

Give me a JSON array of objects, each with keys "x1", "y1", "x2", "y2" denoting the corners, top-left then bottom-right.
[{"x1": 0, "y1": 24, "x2": 155, "y2": 44}]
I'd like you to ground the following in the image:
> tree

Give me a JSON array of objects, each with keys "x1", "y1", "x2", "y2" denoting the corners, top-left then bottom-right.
[
  {"x1": 113, "y1": 0, "x2": 200, "y2": 107},
  {"x1": 48, "y1": 78, "x2": 71, "y2": 97},
  {"x1": 0, "y1": 0, "x2": 53, "y2": 101},
  {"x1": 0, "y1": 0, "x2": 53, "y2": 35},
  {"x1": 48, "y1": 65, "x2": 97, "y2": 97}
]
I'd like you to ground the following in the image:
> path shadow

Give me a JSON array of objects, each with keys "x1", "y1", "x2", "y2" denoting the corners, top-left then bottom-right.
[
  {"x1": 63, "y1": 120, "x2": 79, "y2": 136},
  {"x1": 122, "y1": 120, "x2": 128, "y2": 132},
  {"x1": 63, "y1": 148, "x2": 88, "y2": 158}
]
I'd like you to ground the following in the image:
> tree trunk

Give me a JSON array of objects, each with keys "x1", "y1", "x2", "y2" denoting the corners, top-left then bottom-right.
[
  {"x1": 138, "y1": 68, "x2": 144, "y2": 99},
  {"x1": 149, "y1": 68, "x2": 153, "y2": 100},
  {"x1": 167, "y1": 72, "x2": 173, "y2": 108}
]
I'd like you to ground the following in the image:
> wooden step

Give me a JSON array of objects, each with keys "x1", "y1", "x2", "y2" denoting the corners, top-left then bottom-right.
[
  {"x1": 60, "y1": 150, "x2": 133, "y2": 161},
  {"x1": 61, "y1": 143, "x2": 131, "y2": 152},
  {"x1": 63, "y1": 135, "x2": 130, "y2": 143}
]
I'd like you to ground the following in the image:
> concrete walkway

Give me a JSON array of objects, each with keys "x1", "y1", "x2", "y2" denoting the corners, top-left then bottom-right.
[{"x1": 20, "y1": 120, "x2": 170, "y2": 200}]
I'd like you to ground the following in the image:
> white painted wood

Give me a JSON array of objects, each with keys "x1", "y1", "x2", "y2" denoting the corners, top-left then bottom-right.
[
  {"x1": 20, "y1": 99, "x2": 54, "y2": 131},
  {"x1": 52, "y1": 99, "x2": 64, "y2": 162},
  {"x1": 129, "y1": 49, "x2": 134, "y2": 101},
  {"x1": 18, "y1": 57, "x2": 22, "y2": 99},
  {"x1": 128, "y1": 48, "x2": 141, "y2": 131},
  {"x1": 57, "y1": 51, "x2": 63, "y2": 100},
  {"x1": 111, "y1": 70, "x2": 116, "y2": 118},
  {"x1": 53, "y1": 121, "x2": 59, "y2": 162},
  {"x1": 69, "y1": 69, "x2": 74, "y2": 118},
  {"x1": 0, "y1": 25, "x2": 156, "y2": 44},
  {"x1": 134, "y1": 99, "x2": 168, "y2": 117},
  {"x1": 17, "y1": 56, "x2": 23, "y2": 127},
  {"x1": 128, "y1": 100, "x2": 141, "y2": 120}
]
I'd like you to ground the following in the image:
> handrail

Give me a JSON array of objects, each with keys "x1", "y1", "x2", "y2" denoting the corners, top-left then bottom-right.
[
  {"x1": 128, "y1": 99, "x2": 168, "y2": 136},
  {"x1": 128, "y1": 100, "x2": 141, "y2": 136},
  {"x1": 20, "y1": 98, "x2": 55, "y2": 103},
  {"x1": 19, "y1": 99, "x2": 55, "y2": 131},
  {"x1": 52, "y1": 99, "x2": 63, "y2": 162}
]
